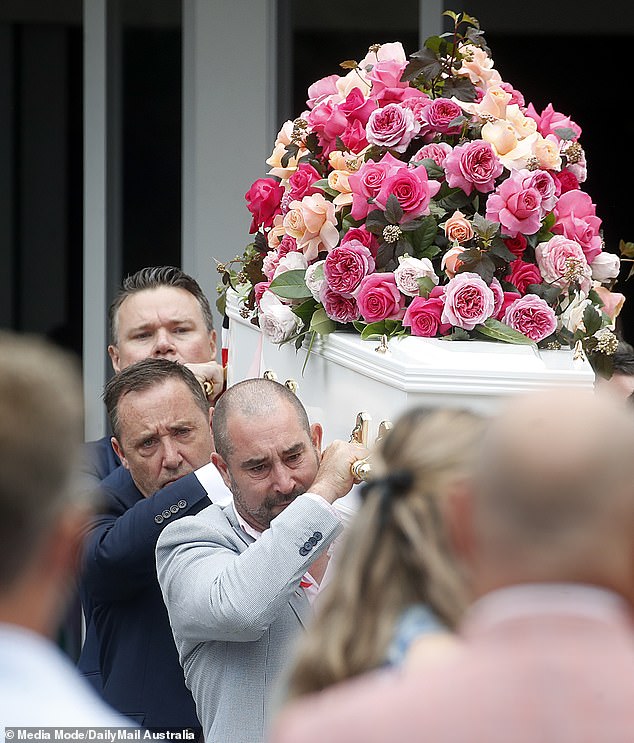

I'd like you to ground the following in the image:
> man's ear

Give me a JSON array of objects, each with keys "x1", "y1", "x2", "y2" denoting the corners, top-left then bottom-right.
[
  {"x1": 208, "y1": 329, "x2": 217, "y2": 360},
  {"x1": 211, "y1": 452, "x2": 231, "y2": 489},
  {"x1": 108, "y1": 344, "x2": 122, "y2": 373},
  {"x1": 111, "y1": 437, "x2": 129, "y2": 471},
  {"x1": 310, "y1": 423, "x2": 323, "y2": 453},
  {"x1": 208, "y1": 407, "x2": 216, "y2": 454}
]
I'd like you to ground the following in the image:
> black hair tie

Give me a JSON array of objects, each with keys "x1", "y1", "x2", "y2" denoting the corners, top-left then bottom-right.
[{"x1": 360, "y1": 469, "x2": 413, "y2": 526}]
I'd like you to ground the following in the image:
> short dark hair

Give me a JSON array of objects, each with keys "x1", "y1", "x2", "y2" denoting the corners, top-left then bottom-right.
[
  {"x1": 612, "y1": 341, "x2": 634, "y2": 376},
  {"x1": 108, "y1": 266, "x2": 214, "y2": 344},
  {"x1": 213, "y1": 378, "x2": 311, "y2": 461},
  {"x1": 104, "y1": 358, "x2": 210, "y2": 440}
]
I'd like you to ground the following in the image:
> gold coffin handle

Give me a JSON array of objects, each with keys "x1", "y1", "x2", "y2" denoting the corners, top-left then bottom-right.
[{"x1": 350, "y1": 411, "x2": 371, "y2": 482}]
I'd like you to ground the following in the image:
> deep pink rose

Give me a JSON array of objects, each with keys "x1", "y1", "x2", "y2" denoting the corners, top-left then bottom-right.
[
  {"x1": 403, "y1": 293, "x2": 450, "y2": 336},
  {"x1": 245, "y1": 178, "x2": 284, "y2": 233},
  {"x1": 444, "y1": 140, "x2": 503, "y2": 195},
  {"x1": 411, "y1": 141, "x2": 452, "y2": 168},
  {"x1": 503, "y1": 294, "x2": 557, "y2": 342},
  {"x1": 277, "y1": 234, "x2": 298, "y2": 257},
  {"x1": 348, "y1": 152, "x2": 404, "y2": 220},
  {"x1": 339, "y1": 119, "x2": 369, "y2": 153},
  {"x1": 365, "y1": 103, "x2": 420, "y2": 153},
  {"x1": 356, "y1": 273, "x2": 405, "y2": 322},
  {"x1": 503, "y1": 234, "x2": 528, "y2": 258},
  {"x1": 323, "y1": 240, "x2": 376, "y2": 296},
  {"x1": 552, "y1": 190, "x2": 602, "y2": 263},
  {"x1": 307, "y1": 99, "x2": 347, "y2": 153},
  {"x1": 525, "y1": 102, "x2": 581, "y2": 141},
  {"x1": 320, "y1": 286, "x2": 361, "y2": 324},
  {"x1": 373, "y1": 166, "x2": 441, "y2": 222},
  {"x1": 421, "y1": 98, "x2": 463, "y2": 135},
  {"x1": 288, "y1": 163, "x2": 322, "y2": 201},
  {"x1": 485, "y1": 170, "x2": 543, "y2": 237},
  {"x1": 306, "y1": 74, "x2": 339, "y2": 109},
  {"x1": 555, "y1": 169, "x2": 580, "y2": 195},
  {"x1": 254, "y1": 281, "x2": 271, "y2": 306},
  {"x1": 499, "y1": 82, "x2": 525, "y2": 107},
  {"x1": 441, "y1": 272, "x2": 496, "y2": 330},
  {"x1": 496, "y1": 290, "x2": 522, "y2": 320},
  {"x1": 341, "y1": 226, "x2": 379, "y2": 257},
  {"x1": 339, "y1": 87, "x2": 376, "y2": 127},
  {"x1": 489, "y1": 277, "x2": 504, "y2": 317},
  {"x1": 505, "y1": 259, "x2": 543, "y2": 294}
]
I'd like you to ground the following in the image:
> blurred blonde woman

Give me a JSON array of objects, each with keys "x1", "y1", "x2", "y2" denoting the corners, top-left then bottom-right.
[{"x1": 283, "y1": 406, "x2": 486, "y2": 700}]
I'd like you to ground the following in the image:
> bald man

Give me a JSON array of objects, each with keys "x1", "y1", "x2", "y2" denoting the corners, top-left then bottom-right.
[
  {"x1": 156, "y1": 378, "x2": 367, "y2": 743},
  {"x1": 271, "y1": 389, "x2": 634, "y2": 743}
]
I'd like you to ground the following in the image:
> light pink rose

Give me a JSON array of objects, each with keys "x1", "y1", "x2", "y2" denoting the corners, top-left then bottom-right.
[
  {"x1": 273, "y1": 251, "x2": 308, "y2": 279},
  {"x1": 291, "y1": 193, "x2": 340, "y2": 261},
  {"x1": 365, "y1": 103, "x2": 420, "y2": 153},
  {"x1": 441, "y1": 272, "x2": 496, "y2": 330},
  {"x1": 356, "y1": 272, "x2": 406, "y2": 322},
  {"x1": 402, "y1": 288, "x2": 450, "y2": 336},
  {"x1": 259, "y1": 291, "x2": 302, "y2": 343},
  {"x1": 535, "y1": 234, "x2": 592, "y2": 293},
  {"x1": 368, "y1": 58, "x2": 408, "y2": 97},
  {"x1": 323, "y1": 240, "x2": 376, "y2": 296},
  {"x1": 411, "y1": 142, "x2": 452, "y2": 168},
  {"x1": 394, "y1": 256, "x2": 439, "y2": 297},
  {"x1": 304, "y1": 260, "x2": 326, "y2": 301},
  {"x1": 443, "y1": 140, "x2": 503, "y2": 195},
  {"x1": 307, "y1": 74, "x2": 340, "y2": 109},
  {"x1": 590, "y1": 252, "x2": 620, "y2": 283},
  {"x1": 348, "y1": 152, "x2": 403, "y2": 221},
  {"x1": 503, "y1": 294, "x2": 557, "y2": 342},
  {"x1": 320, "y1": 285, "x2": 361, "y2": 324},
  {"x1": 398, "y1": 90, "x2": 432, "y2": 122},
  {"x1": 521, "y1": 169, "x2": 557, "y2": 216},
  {"x1": 525, "y1": 102, "x2": 581, "y2": 141},
  {"x1": 373, "y1": 165, "x2": 441, "y2": 222},
  {"x1": 552, "y1": 190, "x2": 602, "y2": 264},
  {"x1": 485, "y1": 169, "x2": 543, "y2": 237},
  {"x1": 262, "y1": 250, "x2": 280, "y2": 280},
  {"x1": 505, "y1": 259, "x2": 543, "y2": 294}
]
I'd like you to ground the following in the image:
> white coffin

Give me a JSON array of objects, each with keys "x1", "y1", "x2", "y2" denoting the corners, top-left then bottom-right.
[{"x1": 226, "y1": 290, "x2": 595, "y2": 516}]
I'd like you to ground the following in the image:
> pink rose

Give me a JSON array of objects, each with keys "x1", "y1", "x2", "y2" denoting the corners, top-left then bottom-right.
[
  {"x1": 485, "y1": 170, "x2": 543, "y2": 236},
  {"x1": 499, "y1": 82, "x2": 525, "y2": 107},
  {"x1": 503, "y1": 234, "x2": 528, "y2": 258},
  {"x1": 505, "y1": 259, "x2": 543, "y2": 294},
  {"x1": 323, "y1": 240, "x2": 376, "y2": 296},
  {"x1": 339, "y1": 119, "x2": 369, "y2": 153},
  {"x1": 421, "y1": 98, "x2": 463, "y2": 136},
  {"x1": 521, "y1": 169, "x2": 557, "y2": 216},
  {"x1": 403, "y1": 291, "x2": 450, "y2": 337},
  {"x1": 307, "y1": 74, "x2": 339, "y2": 109},
  {"x1": 245, "y1": 178, "x2": 284, "y2": 233},
  {"x1": 366, "y1": 103, "x2": 420, "y2": 153},
  {"x1": 320, "y1": 286, "x2": 361, "y2": 324},
  {"x1": 288, "y1": 163, "x2": 322, "y2": 201},
  {"x1": 341, "y1": 226, "x2": 379, "y2": 257},
  {"x1": 373, "y1": 165, "x2": 441, "y2": 222},
  {"x1": 503, "y1": 294, "x2": 557, "y2": 342},
  {"x1": 398, "y1": 90, "x2": 432, "y2": 121},
  {"x1": 552, "y1": 190, "x2": 602, "y2": 264},
  {"x1": 307, "y1": 99, "x2": 347, "y2": 154},
  {"x1": 535, "y1": 235, "x2": 592, "y2": 293},
  {"x1": 368, "y1": 59, "x2": 408, "y2": 98},
  {"x1": 444, "y1": 140, "x2": 503, "y2": 195},
  {"x1": 489, "y1": 277, "x2": 504, "y2": 317},
  {"x1": 496, "y1": 290, "x2": 522, "y2": 320},
  {"x1": 277, "y1": 234, "x2": 298, "y2": 257},
  {"x1": 254, "y1": 281, "x2": 271, "y2": 306},
  {"x1": 594, "y1": 286, "x2": 625, "y2": 322},
  {"x1": 411, "y1": 142, "x2": 452, "y2": 168},
  {"x1": 356, "y1": 273, "x2": 406, "y2": 322},
  {"x1": 339, "y1": 87, "x2": 376, "y2": 127},
  {"x1": 442, "y1": 272, "x2": 496, "y2": 330},
  {"x1": 525, "y1": 102, "x2": 581, "y2": 141},
  {"x1": 349, "y1": 152, "x2": 403, "y2": 221}
]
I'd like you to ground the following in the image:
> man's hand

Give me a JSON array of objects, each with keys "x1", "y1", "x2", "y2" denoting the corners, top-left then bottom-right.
[
  {"x1": 310, "y1": 440, "x2": 369, "y2": 504},
  {"x1": 185, "y1": 361, "x2": 225, "y2": 402}
]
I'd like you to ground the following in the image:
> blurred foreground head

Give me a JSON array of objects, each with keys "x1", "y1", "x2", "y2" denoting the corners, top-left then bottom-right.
[
  {"x1": 460, "y1": 388, "x2": 634, "y2": 601},
  {"x1": 0, "y1": 332, "x2": 86, "y2": 635}
]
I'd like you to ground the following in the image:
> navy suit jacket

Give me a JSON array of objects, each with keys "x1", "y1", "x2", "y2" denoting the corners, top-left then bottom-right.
[
  {"x1": 81, "y1": 436, "x2": 121, "y2": 491},
  {"x1": 79, "y1": 467, "x2": 212, "y2": 729}
]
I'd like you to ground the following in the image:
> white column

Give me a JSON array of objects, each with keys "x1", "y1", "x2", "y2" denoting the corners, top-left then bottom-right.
[
  {"x1": 182, "y1": 0, "x2": 278, "y2": 332},
  {"x1": 419, "y1": 0, "x2": 444, "y2": 42},
  {"x1": 83, "y1": 0, "x2": 109, "y2": 439}
]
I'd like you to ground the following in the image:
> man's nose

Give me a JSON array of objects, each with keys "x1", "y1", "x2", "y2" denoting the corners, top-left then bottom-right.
[
  {"x1": 162, "y1": 438, "x2": 183, "y2": 470},
  {"x1": 152, "y1": 328, "x2": 176, "y2": 356},
  {"x1": 270, "y1": 462, "x2": 296, "y2": 495}
]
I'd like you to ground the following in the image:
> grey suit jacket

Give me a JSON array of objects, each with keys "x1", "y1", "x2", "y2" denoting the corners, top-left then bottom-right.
[{"x1": 156, "y1": 494, "x2": 342, "y2": 743}]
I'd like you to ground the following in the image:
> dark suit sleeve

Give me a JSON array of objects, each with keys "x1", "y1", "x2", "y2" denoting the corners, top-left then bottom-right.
[
  {"x1": 79, "y1": 437, "x2": 121, "y2": 490},
  {"x1": 82, "y1": 472, "x2": 211, "y2": 603}
]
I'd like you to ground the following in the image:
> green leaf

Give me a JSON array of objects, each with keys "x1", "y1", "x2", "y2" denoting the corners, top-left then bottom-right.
[
  {"x1": 472, "y1": 212, "x2": 500, "y2": 241},
  {"x1": 309, "y1": 307, "x2": 336, "y2": 336},
  {"x1": 408, "y1": 215, "x2": 438, "y2": 258},
  {"x1": 554, "y1": 127, "x2": 576, "y2": 141},
  {"x1": 417, "y1": 276, "x2": 436, "y2": 298},
  {"x1": 475, "y1": 318, "x2": 536, "y2": 346},
  {"x1": 446, "y1": 327, "x2": 471, "y2": 341},
  {"x1": 619, "y1": 239, "x2": 634, "y2": 259},
  {"x1": 525, "y1": 283, "x2": 561, "y2": 306},
  {"x1": 385, "y1": 194, "x2": 404, "y2": 224},
  {"x1": 582, "y1": 304, "x2": 603, "y2": 336},
  {"x1": 269, "y1": 270, "x2": 312, "y2": 300},
  {"x1": 359, "y1": 320, "x2": 387, "y2": 340},
  {"x1": 401, "y1": 47, "x2": 442, "y2": 82},
  {"x1": 442, "y1": 75, "x2": 477, "y2": 102},
  {"x1": 292, "y1": 298, "x2": 318, "y2": 324},
  {"x1": 365, "y1": 208, "x2": 388, "y2": 231},
  {"x1": 489, "y1": 238, "x2": 516, "y2": 262},
  {"x1": 414, "y1": 158, "x2": 445, "y2": 180}
]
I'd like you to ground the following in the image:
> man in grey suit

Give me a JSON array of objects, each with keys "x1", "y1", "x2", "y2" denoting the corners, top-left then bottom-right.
[{"x1": 156, "y1": 378, "x2": 366, "y2": 743}]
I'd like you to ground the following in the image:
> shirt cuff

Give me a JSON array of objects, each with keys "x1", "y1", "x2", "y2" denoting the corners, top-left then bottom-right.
[{"x1": 194, "y1": 462, "x2": 233, "y2": 507}]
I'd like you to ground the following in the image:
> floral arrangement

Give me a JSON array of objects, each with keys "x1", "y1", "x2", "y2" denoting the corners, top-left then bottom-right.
[{"x1": 218, "y1": 11, "x2": 623, "y2": 370}]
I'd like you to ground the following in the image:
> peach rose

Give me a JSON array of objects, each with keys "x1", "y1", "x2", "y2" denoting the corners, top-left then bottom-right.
[
  {"x1": 594, "y1": 285, "x2": 625, "y2": 324},
  {"x1": 266, "y1": 120, "x2": 310, "y2": 181},
  {"x1": 292, "y1": 193, "x2": 339, "y2": 261},
  {"x1": 457, "y1": 45, "x2": 502, "y2": 88},
  {"x1": 534, "y1": 135, "x2": 562, "y2": 171},
  {"x1": 444, "y1": 210, "x2": 474, "y2": 244},
  {"x1": 267, "y1": 214, "x2": 287, "y2": 249},
  {"x1": 282, "y1": 207, "x2": 306, "y2": 240},
  {"x1": 441, "y1": 245, "x2": 466, "y2": 279},
  {"x1": 482, "y1": 120, "x2": 518, "y2": 156},
  {"x1": 506, "y1": 104, "x2": 537, "y2": 139}
]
